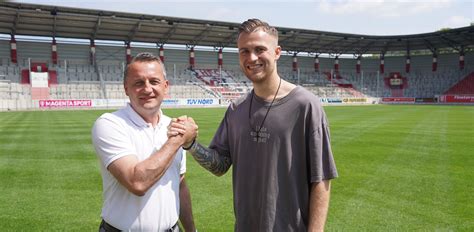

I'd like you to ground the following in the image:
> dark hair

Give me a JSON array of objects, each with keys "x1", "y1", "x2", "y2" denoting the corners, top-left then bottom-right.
[
  {"x1": 238, "y1": 18, "x2": 278, "y2": 40},
  {"x1": 124, "y1": 52, "x2": 167, "y2": 83}
]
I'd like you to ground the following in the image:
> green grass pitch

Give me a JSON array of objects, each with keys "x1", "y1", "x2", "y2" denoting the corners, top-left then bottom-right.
[{"x1": 0, "y1": 105, "x2": 473, "y2": 231}]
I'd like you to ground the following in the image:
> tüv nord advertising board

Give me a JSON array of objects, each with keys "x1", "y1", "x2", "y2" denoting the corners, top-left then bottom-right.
[{"x1": 161, "y1": 98, "x2": 220, "y2": 107}]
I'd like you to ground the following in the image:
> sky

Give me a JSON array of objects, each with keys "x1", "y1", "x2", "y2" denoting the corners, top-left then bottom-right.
[{"x1": 9, "y1": 0, "x2": 474, "y2": 36}]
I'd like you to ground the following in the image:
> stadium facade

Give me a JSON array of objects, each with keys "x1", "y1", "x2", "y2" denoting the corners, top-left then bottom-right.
[{"x1": 0, "y1": 2, "x2": 473, "y2": 111}]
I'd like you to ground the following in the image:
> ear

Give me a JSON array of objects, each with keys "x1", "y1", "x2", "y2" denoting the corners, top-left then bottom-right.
[
  {"x1": 274, "y1": 45, "x2": 282, "y2": 61},
  {"x1": 164, "y1": 80, "x2": 169, "y2": 94},
  {"x1": 124, "y1": 83, "x2": 130, "y2": 97}
]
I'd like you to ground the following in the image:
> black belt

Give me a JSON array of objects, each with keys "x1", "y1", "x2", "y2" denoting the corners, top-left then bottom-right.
[
  {"x1": 99, "y1": 219, "x2": 120, "y2": 232},
  {"x1": 99, "y1": 219, "x2": 179, "y2": 232},
  {"x1": 168, "y1": 222, "x2": 179, "y2": 232}
]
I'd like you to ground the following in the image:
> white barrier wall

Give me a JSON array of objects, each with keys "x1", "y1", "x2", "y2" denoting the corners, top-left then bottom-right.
[
  {"x1": 3, "y1": 96, "x2": 473, "y2": 111},
  {"x1": 0, "y1": 99, "x2": 34, "y2": 110},
  {"x1": 0, "y1": 98, "x2": 223, "y2": 111},
  {"x1": 1, "y1": 97, "x2": 384, "y2": 111}
]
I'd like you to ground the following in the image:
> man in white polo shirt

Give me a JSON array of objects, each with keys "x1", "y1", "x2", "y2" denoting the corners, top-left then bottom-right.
[{"x1": 92, "y1": 52, "x2": 197, "y2": 231}]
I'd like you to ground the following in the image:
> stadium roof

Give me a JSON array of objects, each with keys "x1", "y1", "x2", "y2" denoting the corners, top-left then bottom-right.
[{"x1": 1, "y1": 2, "x2": 473, "y2": 56}]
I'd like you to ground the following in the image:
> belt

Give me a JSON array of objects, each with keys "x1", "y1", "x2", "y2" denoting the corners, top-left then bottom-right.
[
  {"x1": 99, "y1": 219, "x2": 179, "y2": 232},
  {"x1": 167, "y1": 222, "x2": 179, "y2": 232},
  {"x1": 99, "y1": 219, "x2": 120, "y2": 232}
]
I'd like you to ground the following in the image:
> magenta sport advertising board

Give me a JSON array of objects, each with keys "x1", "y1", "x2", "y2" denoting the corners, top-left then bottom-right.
[{"x1": 39, "y1": 99, "x2": 92, "y2": 108}]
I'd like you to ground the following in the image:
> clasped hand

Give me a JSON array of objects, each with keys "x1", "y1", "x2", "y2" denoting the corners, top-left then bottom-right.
[{"x1": 167, "y1": 115, "x2": 198, "y2": 148}]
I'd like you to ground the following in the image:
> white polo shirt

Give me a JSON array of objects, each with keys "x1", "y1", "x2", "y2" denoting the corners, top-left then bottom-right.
[{"x1": 92, "y1": 103, "x2": 186, "y2": 231}]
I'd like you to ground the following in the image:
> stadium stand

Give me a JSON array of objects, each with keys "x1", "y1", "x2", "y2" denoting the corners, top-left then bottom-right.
[
  {"x1": 0, "y1": 39, "x2": 473, "y2": 105},
  {"x1": 443, "y1": 72, "x2": 474, "y2": 95},
  {"x1": 0, "y1": 2, "x2": 473, "y2": 110}
]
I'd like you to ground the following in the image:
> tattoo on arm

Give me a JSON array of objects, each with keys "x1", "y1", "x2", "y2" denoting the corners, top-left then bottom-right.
[{"x1": 188, "y1": 142, "x2": 232, "y2": 176}]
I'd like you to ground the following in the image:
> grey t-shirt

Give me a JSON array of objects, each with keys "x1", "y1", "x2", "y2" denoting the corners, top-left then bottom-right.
[{"x1": 210, "y1": 86, "x2": 338, "y2": 232}]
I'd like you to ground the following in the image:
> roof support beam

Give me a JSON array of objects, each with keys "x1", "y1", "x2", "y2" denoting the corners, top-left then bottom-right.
[
  {"x1": 91, "y1": 15, "x2": 102, "y2": 40},
  {"x1": 336, "y1": 39, "x2": 362, "y2": 54},
  {"x1": 127, "y1": 17, "x2": 143, "y2": 42},
  {"x1": 459, "y1": 34, "x2": 473, "y2": 45},
  {"x1": 305, "y1": 35, "x2": 323, "y2": 52},
  {"x1": 189, "y1": 25, "x2": 212, "y2": 45},
  {"x1": 52, "y1": 15, "x2": 57, "y2": 38},
  {"x1": 160, "y1": 25, "x2": 178, "y2": 44},
  {"x1": 280, "y1": 31, "x2": 300, "y2": 43},
  {"x1": 11, "y1": 7, "x2": 20, "y2": 35},
  {"x1": 316, "y1": 37, "x2": 346, "y2": 54},
  {"x1": 422, "y1": 39, "x2": 436, "y2": 53},
  {"x1": 221, "y1": 31, "x2": 239, "y2": 48},
  {"x1": 381, "y1": 41, "x2": 391, "y2": 55},
  {"x1": 358, "y1": 41, "x2": 376, "y2": 55},
  {"x1": 440, "y1": 35, "x2": 462, "y2": 51}
]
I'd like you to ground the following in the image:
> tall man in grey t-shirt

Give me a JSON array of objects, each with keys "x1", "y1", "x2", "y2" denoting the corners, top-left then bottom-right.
[{"x1": 170, "y1": 18, "x2": 338, "y2": 231}]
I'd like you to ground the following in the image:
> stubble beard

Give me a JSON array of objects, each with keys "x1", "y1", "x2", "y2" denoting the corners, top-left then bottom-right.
[{"x1": 245, "y1": 65, "x2": 277, "y2": 85}]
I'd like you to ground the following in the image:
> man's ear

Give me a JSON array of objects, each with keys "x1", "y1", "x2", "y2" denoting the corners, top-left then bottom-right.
[
  {"x1": 275, "y1": 45, "x2": 282, "y2": 60},
  {"x1": 163, "y1": 79, "x2": 170, "y2": 97},
  {"x1": 164, "y1": 80, "x2": 169, "y2": 95},
  {"x1": 124, "y1": 84, "x2": 129, "y2": 97}
]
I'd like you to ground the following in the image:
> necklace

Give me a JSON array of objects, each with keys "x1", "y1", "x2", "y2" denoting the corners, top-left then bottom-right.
[{"x1": 248, "y1": 77, "x2": 282, "y2": 139}]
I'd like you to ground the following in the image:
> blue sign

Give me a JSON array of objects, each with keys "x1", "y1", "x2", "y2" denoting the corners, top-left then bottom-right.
[{"x1": 186, "y1": 99, "x2": 215, "y2": 105}]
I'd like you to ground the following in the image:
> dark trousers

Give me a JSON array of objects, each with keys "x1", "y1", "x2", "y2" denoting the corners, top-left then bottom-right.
[
  {"x1": 99, "y1": 219, "x2": 120, "y2": 232},
  {"x1": 99, "y1": 219, "x2": 179, "y2": 232}
]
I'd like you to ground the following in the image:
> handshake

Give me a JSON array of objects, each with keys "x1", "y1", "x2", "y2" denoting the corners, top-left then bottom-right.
[{"x1": 167, "y1": 115, "x2": 199, "y2": 149}]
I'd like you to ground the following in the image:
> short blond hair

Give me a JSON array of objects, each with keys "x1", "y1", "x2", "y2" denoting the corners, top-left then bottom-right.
[{"x1": 238, "y1": 18, "x2": 278, "y2": 40}]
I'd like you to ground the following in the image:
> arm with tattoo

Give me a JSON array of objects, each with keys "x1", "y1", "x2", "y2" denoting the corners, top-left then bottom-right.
[
  {"x1": 186, "y1": 141, "x2": 232, "y2": 176},
  {"x1": 168, "y1": 116, "x2": 231, "y2": 176}
]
